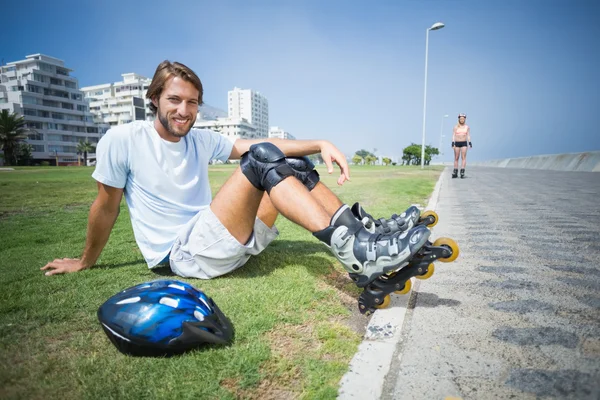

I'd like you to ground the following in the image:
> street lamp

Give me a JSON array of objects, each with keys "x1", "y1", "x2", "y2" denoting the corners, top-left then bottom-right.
[
  {"x1": 421, "y1": 22, "x2": 445, "y2": 168},
  {"x1": 439, "y1": 114, "x2": 449, "y2": 158}
]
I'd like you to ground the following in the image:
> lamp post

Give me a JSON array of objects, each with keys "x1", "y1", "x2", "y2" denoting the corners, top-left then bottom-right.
[
  {"x1": 420, "y1": 22, "x2": 445, "y2": 168},
  {"x1": 439, "y1": 114, "x2": 449, "y2": 158}
]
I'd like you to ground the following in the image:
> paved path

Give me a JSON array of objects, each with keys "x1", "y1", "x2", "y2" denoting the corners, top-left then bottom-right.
[{"x1": 382, "y1": 167, "x2": 600, "y2": 399}]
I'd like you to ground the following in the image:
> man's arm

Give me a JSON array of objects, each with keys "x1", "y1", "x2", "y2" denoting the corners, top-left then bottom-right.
[
  {"x1": 229, "y1": 138, "x2": 325, "y2": 159},
  {"x1": 230, "y1": 138, "x2": 351, "y2": 185},
  {"x1": 41, "y1": 182, "x2": 124, "y2": 276}
]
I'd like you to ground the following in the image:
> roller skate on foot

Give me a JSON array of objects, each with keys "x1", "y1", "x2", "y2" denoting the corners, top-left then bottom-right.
[
  {"x1": 357, "y1": 236, "x2": 460, "y2": 315},
  {"x1": 452, "y1": 169, "x2": 458, "y2": 178},
  {"x1": 351, "y1": 202, "x2": 439, "y2": 234},
  {"x1": 313, "y1": 204, "x2": 431, "y2": 288},
  {"x1": 460, "y1": 168, "x2": 465, "y2": 179}
]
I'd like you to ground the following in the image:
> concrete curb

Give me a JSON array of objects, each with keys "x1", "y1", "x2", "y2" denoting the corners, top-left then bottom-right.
[{"x1": 337, "y1": 168, "x2": 446, "y2": 399}]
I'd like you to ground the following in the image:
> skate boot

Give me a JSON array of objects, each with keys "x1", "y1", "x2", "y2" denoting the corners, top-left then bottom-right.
[
  {"x1": 460, "y1": 168, "x2": 465, "y2": 178},
  {"x1": 452, "y1": 169, "x2": 458, "y2": 178},
  {"x1": 313, "y1": 205, "x2": 432, "y2": 288},
  {"x1": 350, "y1": 202, "x2": 438, "y2": 234}
]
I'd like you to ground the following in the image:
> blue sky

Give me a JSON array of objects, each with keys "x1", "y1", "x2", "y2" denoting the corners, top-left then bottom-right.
[{"x1": 2, "y1": 0, "x2": 599, "y2": 162}]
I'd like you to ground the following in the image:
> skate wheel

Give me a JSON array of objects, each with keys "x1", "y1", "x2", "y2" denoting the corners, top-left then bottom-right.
[
  {"x1": 420, "y1": 210, "x2": 438, "y2": 228},
  {"x1": 394, "y1": 279, "x2": 412, "y2": 295},
  {"x1": 433, "y1": 237, "x2": 460, "y2": 262},
  {"x1": 374, "y1": 295, "x2": 391, "y2": 309},
  {"x1": 416, "y1": 263, "x2": 435, "y2": 280}
]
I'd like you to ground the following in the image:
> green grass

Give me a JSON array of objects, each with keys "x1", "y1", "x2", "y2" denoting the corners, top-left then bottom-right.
[{"x1": 0, "y1": 164, "x2": 442, "y2": 399}]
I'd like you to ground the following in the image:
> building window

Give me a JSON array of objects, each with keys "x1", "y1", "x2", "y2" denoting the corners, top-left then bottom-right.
[
  {"x1": 39, "y1": 63, "x2": 54, "y2": 73},
  {"x1": 28, "y1": 132, "x2": 44, "y2": 140},
  {"x1": 33, "y1": 73, "x2": 47, "y2": 83},
  {"x1": 26, "y1": 121, "x2": 43, "y2": 129}
]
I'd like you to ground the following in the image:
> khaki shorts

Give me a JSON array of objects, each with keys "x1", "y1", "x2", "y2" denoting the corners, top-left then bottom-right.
[{"x1": 169, "y1": 207, "x2": 278, "y2": 279}]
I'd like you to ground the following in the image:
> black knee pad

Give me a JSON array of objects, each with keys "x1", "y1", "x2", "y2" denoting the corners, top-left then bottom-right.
[
  {"x1": 286, "y1": 156, "x2": 320, "y2": 191},
  {"x1": 240, "y1": 143, "x2": 295, "y2": 193}
]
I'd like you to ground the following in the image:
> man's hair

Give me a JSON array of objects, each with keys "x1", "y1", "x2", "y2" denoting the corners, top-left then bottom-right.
[{"x1": 146, "y1": 60, "x2": 204, "y2": 114}]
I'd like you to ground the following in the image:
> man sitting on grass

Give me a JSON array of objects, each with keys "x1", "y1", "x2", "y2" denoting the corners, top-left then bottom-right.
[{"x1": 42, "y1": 60, "x2": 431, "y2": 288}]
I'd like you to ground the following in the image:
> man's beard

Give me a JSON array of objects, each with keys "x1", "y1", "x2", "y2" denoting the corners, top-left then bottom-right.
[{"x1": 157, "y1": 109, "x2": 193, "y2": 138}]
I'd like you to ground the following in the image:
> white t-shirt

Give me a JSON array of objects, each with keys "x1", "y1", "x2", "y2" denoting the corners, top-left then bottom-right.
[{"x1": 92, "y1": 121, "x2": 234, "y2": 268}]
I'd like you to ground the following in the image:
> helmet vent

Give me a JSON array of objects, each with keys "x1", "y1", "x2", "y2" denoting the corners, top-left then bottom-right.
[
  {"x1": 168, "y1": 283, "x2": 186, "y2": 291},
  {"x1": 116, "y1": 296, "x2": 141, "y2": 305},
  {"x1": 159, "y1": 297, "x2": 179, "y2": 308},
  {"x1": 193, "y1": 310, "x2": 205, "y2": 321},
  {"x1": 198, "y1": 297, "x2": 211, "y2": 310}
]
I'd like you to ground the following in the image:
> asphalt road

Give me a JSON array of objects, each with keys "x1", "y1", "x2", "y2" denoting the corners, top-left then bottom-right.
[{"x1": 382, "y1": 167, "x2": 600, "y2": 399}]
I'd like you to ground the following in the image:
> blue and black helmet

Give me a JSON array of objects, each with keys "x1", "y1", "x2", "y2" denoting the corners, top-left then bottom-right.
[{"x1": 97, "y1": 280, "x2": 234, "y2": 357}]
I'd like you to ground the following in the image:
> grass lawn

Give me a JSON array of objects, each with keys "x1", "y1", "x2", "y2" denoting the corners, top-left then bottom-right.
[{"x1": 0, "y1": 164, "x2": 443, "y2": 399}]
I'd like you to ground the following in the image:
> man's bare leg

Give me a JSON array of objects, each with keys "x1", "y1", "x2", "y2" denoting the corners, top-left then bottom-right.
[
  {"x1": 256, "y1": 192, "x2": 278, "y2": 228},
  {"x1": 307, "y1": 182, "x2": 343, "y2": 216},
  {"x1": 251, "y1": 182, "x2": 341, "y2": 231}
]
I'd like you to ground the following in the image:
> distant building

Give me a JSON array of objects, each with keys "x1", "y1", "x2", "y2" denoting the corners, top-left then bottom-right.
[
  {"x1": 268, "y1": 126, "x2": 295, "y2": 140},
  {"x1": 228, "y1": 87, "x2": 269, "y2": 138},
  {"x1": 193, "y1": 116, "x2": 258, "y2": 142},
  {"x1": 0, "y1": 54, "x2": 105, "y2": 165},
  {"x1": 81, "y1": 73, "x2": 153, "y2": 126}
]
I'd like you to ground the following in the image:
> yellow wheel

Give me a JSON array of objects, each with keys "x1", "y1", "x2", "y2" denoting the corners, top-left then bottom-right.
[
  {"x1": 416, "y1": 263, "x2": 435, "y2": 280},
  {"x1": 420, "y1": 210, "x2": 438, "y2": 228},
  {"x1": 374, "y1": 294, "x2": 391, "y2": 309},
  {"x1": 394, "y1": 279, "x2": 412, "y2": 295},
  {"x1": 433, "y1": 237, "x2": 460, "y2": 263}
]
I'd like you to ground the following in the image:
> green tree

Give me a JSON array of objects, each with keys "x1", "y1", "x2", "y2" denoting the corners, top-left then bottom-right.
[
  {"x1": 77, "y1": 140, "x2": 96, "y2": 166},
  {"x1": 424, "y1": 145, "x2": 439, "y2": 166},
  {"x1": 365, "y1": 155, "x2": 377, "y2": 165},
  {"x1": 401, "y1": 143, "x2": 440, "y2": 166},
  {"x1": 382, "y1": 157, "x2": 392, "y2": 166},
  {"x1": 0, "y1": 110, "x2": 31, "y2": 166},
  {"x1": 16, "y1": 143, "x2": 34, "y2": 166},
  {"x1": 355, "y1": 149, "x2": 374, "y2": 159},
  {"x1": 352, "y1": 155, "x2": 363, "y2": 165},
  {"x1": 402, "y1": 143, "x2": 421, "y2": 165}
]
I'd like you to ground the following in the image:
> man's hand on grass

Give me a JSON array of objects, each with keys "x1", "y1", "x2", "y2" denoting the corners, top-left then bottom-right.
[{"x1": 41, "y1": 258, "x2": 87, "y2": 276}]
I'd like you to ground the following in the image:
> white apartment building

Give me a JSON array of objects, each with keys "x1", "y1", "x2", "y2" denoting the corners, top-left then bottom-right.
[
  {"x1": 228, "y1": 87, "x2": 268, "y2": 138},
  {"x1": 0, "y1": 54, "x2": 105, "y2": 165},
  {"x1": 193, "y1": 116, "x2": 257, "y2": 142},
  {"x1": 81, "y1": 73, "x2": 153, "y2": 126},
  {"x1": 268, "y1": 126, "x2": 296, "y2": 140}
]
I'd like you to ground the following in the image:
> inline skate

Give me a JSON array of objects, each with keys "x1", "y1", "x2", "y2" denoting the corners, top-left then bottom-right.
[
  {"x1": 351, "y1": 202, "x2": 438, "y2": 234},
  {"x1": 314, "y1": 205, "x2": 432, "y2": 287}
]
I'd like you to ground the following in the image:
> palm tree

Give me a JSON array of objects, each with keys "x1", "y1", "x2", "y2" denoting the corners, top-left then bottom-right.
[
  {"x1": 76, "y1": 140, "x2": 96, "y2": 166},
  {"x1": 0, "y1": 110, "x2": 31, "y2": 166}
]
